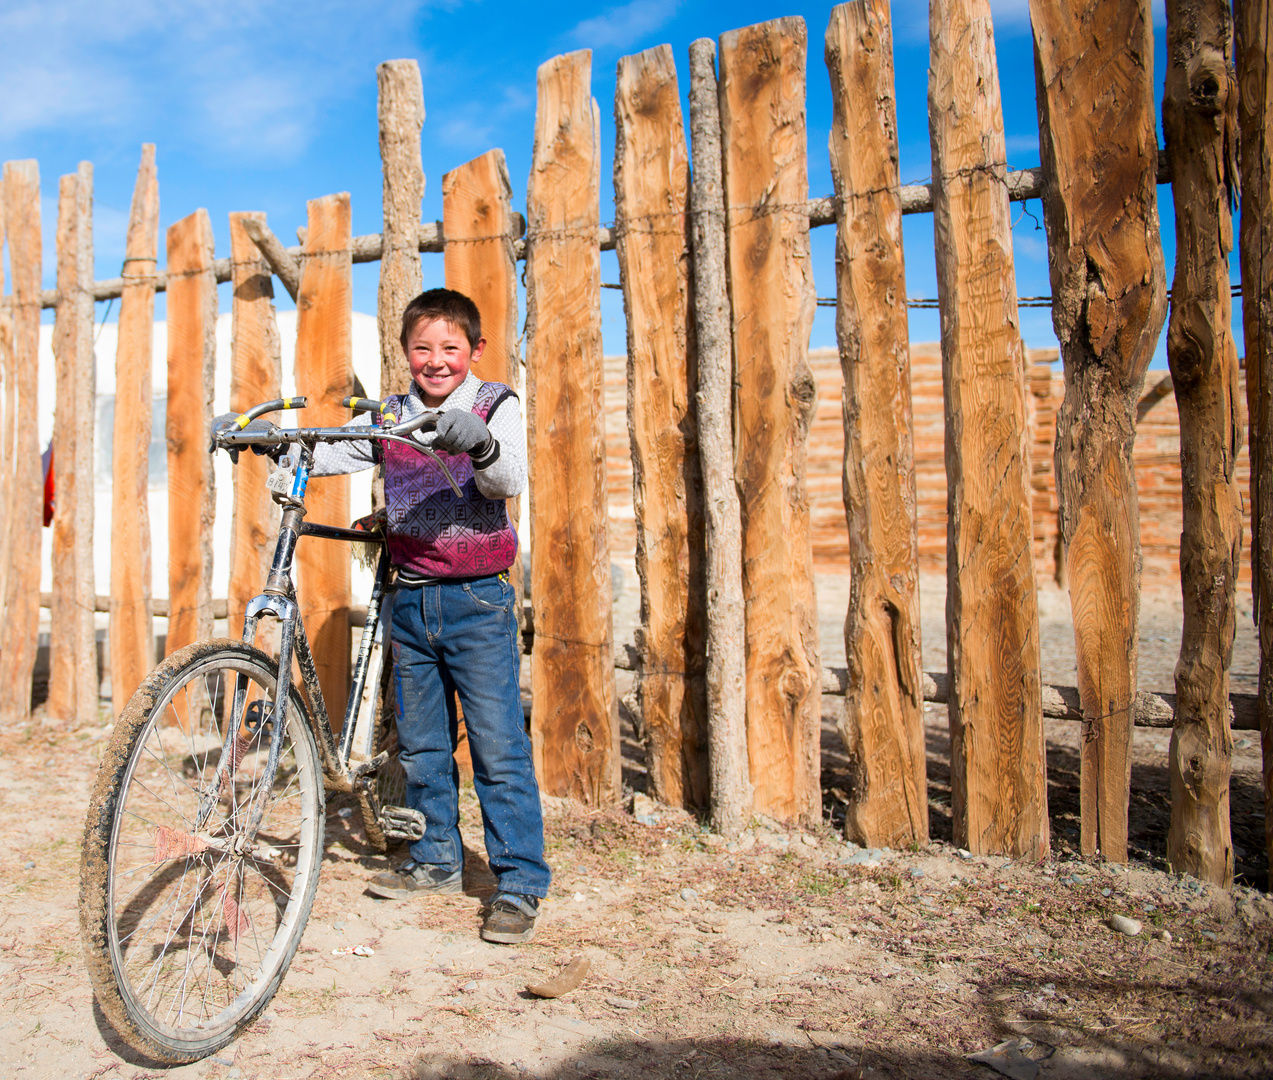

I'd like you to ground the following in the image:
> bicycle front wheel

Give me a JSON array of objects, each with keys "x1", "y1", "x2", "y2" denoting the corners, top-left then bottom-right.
[{"x1": 80, "y1": 640, "x2": 324, "y2": 1063}]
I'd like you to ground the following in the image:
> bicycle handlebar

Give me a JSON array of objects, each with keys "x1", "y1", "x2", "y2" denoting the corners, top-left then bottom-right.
[{"x1": 232, "y1": 397, "x2": 308, "y2": 425}]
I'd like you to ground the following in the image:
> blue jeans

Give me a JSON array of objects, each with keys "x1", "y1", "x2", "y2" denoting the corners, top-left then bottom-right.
[{"x1": 389, "y1": 574, "x2": 550, "y2": 899}]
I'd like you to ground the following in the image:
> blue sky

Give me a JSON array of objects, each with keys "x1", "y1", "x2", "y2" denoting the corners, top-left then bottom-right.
[{"x1": 0, "y1": 0, "x2": 1209, "y2": 370}]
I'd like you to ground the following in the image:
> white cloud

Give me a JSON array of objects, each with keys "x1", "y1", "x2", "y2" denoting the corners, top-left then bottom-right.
[
  {"x1": 0, "y1": 0, "x2": 438, "y2": 160},
  {"x1": 569, "y1": 0, "x2": 680, "y2": 50}
]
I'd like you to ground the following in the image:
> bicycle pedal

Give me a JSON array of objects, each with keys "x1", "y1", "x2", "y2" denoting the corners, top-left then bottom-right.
[
  {"x1": 380, "y1": 805, "x2": 425, "y2": 842},
  {"x1": 349, "y1": 750, "x2": 390, "y2": 782}
]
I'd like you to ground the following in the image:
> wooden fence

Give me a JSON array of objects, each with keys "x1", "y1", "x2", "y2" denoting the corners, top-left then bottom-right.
[{"x1": 0, "y1": 0, "x2": 1268, "y2": 887}]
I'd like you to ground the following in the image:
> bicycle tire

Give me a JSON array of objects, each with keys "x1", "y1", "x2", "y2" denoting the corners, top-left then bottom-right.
[{"x1": 80, "y1": 639, "x2": 324, "y2": 1063}]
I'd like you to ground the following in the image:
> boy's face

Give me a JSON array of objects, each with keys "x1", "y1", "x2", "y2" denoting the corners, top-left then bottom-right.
[{"x1": 405, "y1": 317, "x2": 485, "y2": 406}]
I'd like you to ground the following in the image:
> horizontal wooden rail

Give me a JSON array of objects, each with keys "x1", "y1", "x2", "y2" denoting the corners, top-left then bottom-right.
[
  {"x1": 51, "y1": 581, "x2": 1252, "y2": 730},
  {"x1": 25, "y1": 153, "x2": 1174, "y2": 311}
]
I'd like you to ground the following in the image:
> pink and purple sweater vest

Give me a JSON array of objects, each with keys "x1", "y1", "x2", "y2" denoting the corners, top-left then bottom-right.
[{"x1": 379, "y1": 382, "x2": 519, "y2": 579}]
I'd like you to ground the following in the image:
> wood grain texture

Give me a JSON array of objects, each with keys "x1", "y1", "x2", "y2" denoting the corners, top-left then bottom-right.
[
  {"x1": 0, "y1": 185, "x2": 10, "y2": 647},
  {"x1": 228, "y1": 212, "x2": 282, "y2": 646},
  {"x1": 295, "y1": 194, "x2": 353, "y2": 728},
  {"x1": 377, "y1": 60, "x2": 425, "y2": 399},
  {"x1": 109, "y1": 146, "x2": 158, "y2": 718},
  {"x1": 47, "y1": 163, "x2": 98, "y2": 723},
  {"x1": 614, "y1": 44, "x2": 708, "y2": 810},
  {"x1": 525, "y1": 50, "x2": 620, "y2": 805},
  {"x1": 1164, "y1": 0, "x2": 1240, "y2": 886},
  {"x1": 688, "y1": 38, "x2": 751, "y2": 835},
  {"x1": 825, "y1": 1, "x2": 927, "y2": 848},
  {"x1": 443, "y1": 148, "x2": 523, "y2": 779},
  {"x1": 1030, "y1": 0, "x2": 1168, "y2": 862},
  {"x1": 0, "y1": 161, "x2": 41, "y2": 720},
  {"x1": 1236, "y1": 0, "x2": 1273, "y2": 881},
  {"x1": 719, "y1": 18, "x2": 821, "y2": 823},
  {"x1": 165, "y1": 210, "x2": 217, "y2": 660},
  {"x1": 929, "y1": 0, "x2": 1049, "y2": 859}
]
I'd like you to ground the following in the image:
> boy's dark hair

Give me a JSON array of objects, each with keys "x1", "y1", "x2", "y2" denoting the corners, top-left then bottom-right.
[{"x1": 399, "y1": 288, "x2": 483, "y2": 350}]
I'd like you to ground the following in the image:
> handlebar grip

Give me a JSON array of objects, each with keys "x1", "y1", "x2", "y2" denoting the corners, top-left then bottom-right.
[
  {"x1": 234, "y1": 397, "x2": 307, "y2": 427},
  {"x1": 343, "y1": 396, "x2": 396, "y2": 420}
]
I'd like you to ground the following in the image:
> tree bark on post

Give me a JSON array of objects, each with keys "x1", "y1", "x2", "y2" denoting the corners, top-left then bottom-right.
[
  {"x1": 718, "y1": 17, "x2": 821, "y2": 824},
  {"x1": 295, "y1": 194, "x2": 354, "y2": 729},
  {"x1": 929, "y1": 0, "x2": 1049, "y2": 859},
  {"x1": 48, "y1": 163, "x2": 98, "y2": 724},
  {"x1": 1236, "y1": 0, "x2": 1273, "y2": 879},
  {"x1": 1030, "y1": 0, "x2": 1168, "y2": 862},
  {"x1": 377, "y1": 60, "x2": 425, "y2": 399},
  {"x1": 614, "y1": 43, "x2": 709, "y2": 811},
  {"x1": 524, "y1": 50, "x2": 620, "y2": 805},
  {"x1": 227, "y1": 212, "x2": 283, "y2": 647},
  {"x1": 688, "y1": 38, "x2": 751, "y2": 836},
  {"x1": 0, "y1": 187, "x2": 11, "y2": 638},
  {"x1": 165, "y1": 210, "x2": 217, "y2": 662},
  {"x1": 1164, "y1": 0, "x2": 1241, "y2": 887},
  {"x1": 824, "y1": 0, "x2": 928, "y2": 848},
  {"x1": 109, "y1": 146, "x2": 158, "y2": 718},
  {"x1": 0, "y1": 162, "x2": 41, "y2": 721},
  {"x1": 443, "y1": 148, "x2": 522, "y2": 779}
]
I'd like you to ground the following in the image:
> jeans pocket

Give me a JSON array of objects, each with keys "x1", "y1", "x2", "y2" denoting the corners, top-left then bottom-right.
[{"x1": 463, "y1": 578, "x2": 510, "y2": 613}]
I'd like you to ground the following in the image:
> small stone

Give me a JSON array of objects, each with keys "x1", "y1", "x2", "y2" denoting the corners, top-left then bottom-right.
[
  {"x1": 910, "y1": 869, "x2": 925, "y2": 879},
  {"x1": 1158, "y1": 930, "x2": 1173, "y2": 943},
  {"x1": 1201, "y1": 929, "x2": 1218, "y2": 942},
  {"x1": 337, "y1": 807, "x2": 353, "y2": 818},
  {"x1": 998, "y1": 883, "x2": 1011, "y2": 892},
  {"x1": 462, "y1": 980, "x2": 478, "y2": 993},
  {"x1": 573, "y1": 891, "x2": 587, "y2": 902},
  {"x1": 957, "y1": 849, "x2": 972, "y2": 860},
  {"x1": 606, "y1": 996, "x2": 640, "y2": 1010},
  {"x1": 1108, "y1": 914, "x2": 1142, "y2": 937},
  {"x1": 333, "y1": 921, "x2": 345, "y2": 931},
  {"x1": 1101, "y1": 888, "x2": 1112, "y2": 897},
  {"x1": 680, "y1": 887, "x2": 699, "y2": 902},
  {"x1": 23, "y1": 861, "x2": 34, "y2": 871},
  {"x1": 801, "y1": 834, "x2": 818, "y2": 848},
  {"x1": 228, "y1": 1070, "x2": 242, "y2": 1079}
]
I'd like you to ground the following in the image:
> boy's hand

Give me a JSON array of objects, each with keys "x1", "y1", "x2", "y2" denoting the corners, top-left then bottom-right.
[{"x1": 431, "y1": 410, "x2": 499, "y2": 467}]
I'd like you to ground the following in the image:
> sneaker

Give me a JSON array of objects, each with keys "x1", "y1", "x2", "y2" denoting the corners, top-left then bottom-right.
[
  {"x1": 480, "y1": 893, "x2": 540, "y2": 944},
  {"x1": 367, "y1": 861, "x2": 463, "y2": 899}
]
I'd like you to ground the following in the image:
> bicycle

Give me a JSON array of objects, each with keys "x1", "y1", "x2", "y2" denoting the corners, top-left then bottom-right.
[{"x1": 79, "y1": 395, "x2": 461, "y2": 1063}]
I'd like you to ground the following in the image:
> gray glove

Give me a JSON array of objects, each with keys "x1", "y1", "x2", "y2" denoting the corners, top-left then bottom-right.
[{"x1": 431, "y1": 410, "x2": 499, "y2": 468}]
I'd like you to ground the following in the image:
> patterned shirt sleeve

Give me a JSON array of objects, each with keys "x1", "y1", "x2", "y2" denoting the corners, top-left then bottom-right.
[{"x1": 309, "y1": 411, "x2": 377, "y2": 477}]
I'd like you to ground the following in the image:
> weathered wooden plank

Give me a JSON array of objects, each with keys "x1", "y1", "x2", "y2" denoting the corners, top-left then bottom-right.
[
  {"x1": 165, "y1": 210, "x2": 217, "y2": 659},
  {"x1": 295, "y1": 194, "x2": 353, "y2": 728},
  {"x1": 377, "y1": 60, "x2": 425, "y2": 400},
  {"x1": 929, "y1": 0, "x2": 1048, "y2": 859},
  {"x1": 109, "y1": 146, "x2": 159, "y2": 717},
  {"x1": 0, "y1": 162, "x2": 41, "y2": 720},
  {"x1": 525, "y1": 50, "x2": 619, "y2": 805},
  {"x1": 443, "y1": 148, "x2": 522, "y2": 779},
  {"x1": 1030, "y1": 0, "x2": 1168, "y2": 863},
  {"x1": 614, "y1": 44, "x2": 708, "y2": 811},
  {"x1": 687, "y1": 38, "x2": 751, "y2": 836},
  {"x1": 718, "y1": 18, "x2": 821, "y2": 824},
  {"x1": 1164, "y1": 0, "x2": 1241, "y2": 887},
  {"x1": 47, "y1": 163, "x2": 98, "y2": 723},
  {"x1": 0, "y1": 178, "x2": 13, "y2": 660},
  {"x1": 227, "y1": 213, "x2": 283, "y2": 644},
  {"x1": 1236, "y1": 0, "x2": 1273, "y2": 883},
  {"x1": 825, "y1": 1, "x2": 927, "y2": 848}
]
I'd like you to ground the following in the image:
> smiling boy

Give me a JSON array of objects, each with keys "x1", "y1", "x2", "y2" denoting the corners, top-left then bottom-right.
[{"x1": 313, "y1": 288, "x2": 549, "y2": 943}]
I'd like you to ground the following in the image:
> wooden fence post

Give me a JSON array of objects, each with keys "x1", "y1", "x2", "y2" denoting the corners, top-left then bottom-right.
[
  {"x1": 525, "y1": 50, "x2": 620, "y2": 805},
  {"x1": 825, "y1": 1, "x2": 928, "y2": 847},
  {"x1": 688, "y1": 38, "x2": 751, "y2": 835},
  {"x1": 228, "y1": 212, "x2": 283, "y2": 644},
  {"x1": 165, "y1": 210, "x2": 217, "y2": 660},
  {"x1": 614, "y1": 44, "x2": 709, "y2": 810},
  {"x1": 48, "y1": 162, "x2": 98, "y2": 724},
  {"x1": 109, "y1": 146, "x2": 158, "y2": 718},
  {"x1": 929, "y1": 0, "x2": 1049, "y2": 859},
  {"x1": 1236, "y1": 0, "x2": 1273, "y2": 880},
  {"x1": 1030, "y1": 0, "x2": 1168, "y2": 863},
  {"x1": 1164, "y1": 0, "x2": 1241, "y2": 886},
  {"x1": 378, "y1": 60, "x2": 425, "y2": 400},
  {"x1": 0, "y1": 184, "x2": 10, "y2": 639},
  {"x1": 718, "y1": 18, "x2": 821, "y2": 824},
  {"x1": 0, "y1": 161, "x2": 41, "y2": 720},
  {"x1": 295, "y1": 194, "x2": 354, "y2": 727},
  {"x1": 444, "y1": 148, "x2": 523, "y2": 778}
]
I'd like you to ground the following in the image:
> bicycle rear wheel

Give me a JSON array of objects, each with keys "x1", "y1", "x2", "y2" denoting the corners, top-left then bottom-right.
[{"x1": 80, "y1": 640, "x2": 324, "y2": 1063}]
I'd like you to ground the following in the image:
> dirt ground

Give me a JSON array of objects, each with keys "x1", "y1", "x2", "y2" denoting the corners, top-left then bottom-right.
[{"x1": 1, "y1": 574, "x2": 1271, "y2": 1079}]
